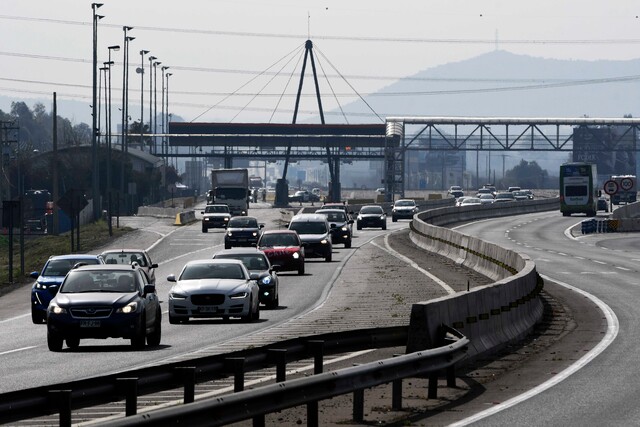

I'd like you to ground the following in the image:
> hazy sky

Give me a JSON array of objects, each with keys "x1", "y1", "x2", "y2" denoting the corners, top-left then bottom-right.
[{"x1": 2, "y1": 0, "x2": 640, "y2": 124}]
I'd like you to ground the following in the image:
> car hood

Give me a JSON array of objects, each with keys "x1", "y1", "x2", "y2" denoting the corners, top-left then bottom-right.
[
  {"x1": 36, "y1": 276, "x2": 65, "y2": 286},
  {"x1": 54, "y1": 292, "x2": 137, "y2": 306},
  {"x1": 172, "y1": 279, "x2": 249, "y2": 293},
  {"x1": 394, "y1": 206, "x2": 415, "y2": 210},
  {"x1": 327, "y1": 221, "x2": 347, "y2": 228},
  {"x1": 358, "y1": 213, "x2": 383, "y2": 218},
  {"x1": 298, "y1": 234, "x2": 330, "y2": 243}
]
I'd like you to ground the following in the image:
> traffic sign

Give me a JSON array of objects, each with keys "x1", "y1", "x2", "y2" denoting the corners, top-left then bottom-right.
[
  {"x1": 620, "y1": 177, "x2": 634, "y2": 191},
  {"x1": 604, "y1": 180, "x2": 618, "y2": 195}
]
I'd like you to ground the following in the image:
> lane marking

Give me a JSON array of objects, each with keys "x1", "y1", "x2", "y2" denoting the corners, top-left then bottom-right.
[
  {"x1": 0, "y1": 313, "x2": 30, "y2": 324},
  {"x1": 616, "y1": 266, "x2": 631, "y2": 271},
  {"x1": 593, "y1": 260, "x2": 606, "y2": 265},
  {"x1": 0, "y1": 346, "x2": 37, "y2": 356},
  {"x1": 452, "y1": 275, "x2": 618, "y2": 426}
]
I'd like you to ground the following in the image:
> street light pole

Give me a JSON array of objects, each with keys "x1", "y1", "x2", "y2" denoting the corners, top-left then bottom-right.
[
  {"x1": 161, "y1": 66, "x2": 169, "y2": 166},
  {"x1": 153, "y1": 60, "x2": 161, "y2": 158},
  {"x1": 166, "y1": 71, "x2": 173, "y2": 169},
  {"x1": 147, "y1": 56, "x2": 157, "y2": 154},
  {"x1": 106, "y1": 44, "x2": 118, "y2": 235},
  {"x1": 120, "y1": 26, "x2": 134, "y2": 217},
  {"x1": 91, "y1": 3, "x2": 104, "y2": 221},
  {"x1": 139, "y1": 50, "x2": 149, "y2": 152}
]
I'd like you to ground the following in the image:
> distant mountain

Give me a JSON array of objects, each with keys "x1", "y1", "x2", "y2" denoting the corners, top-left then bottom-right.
[{"x1": 341, "y1": 50, "x2": 640, "y2": 120}]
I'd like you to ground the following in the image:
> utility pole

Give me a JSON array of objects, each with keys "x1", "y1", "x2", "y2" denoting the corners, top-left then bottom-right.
[{"x1": 91, "y1": 3, "x2": 104, "y2": 221}]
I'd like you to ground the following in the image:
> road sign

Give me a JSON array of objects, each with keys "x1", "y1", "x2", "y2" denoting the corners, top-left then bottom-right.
[
  {"x1": 604, "y1": 180, "x2": 618, "y2": 195},
  {"x1": 620, "y1": 177, "x2": 634, "y2": 191}
]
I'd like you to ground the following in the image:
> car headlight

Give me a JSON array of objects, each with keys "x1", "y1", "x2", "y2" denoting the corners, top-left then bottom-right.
[
  {"x1": 35, "y1": 282, "x2": 47, "y2": 289},
  {"x1": 261, "y1": 276, "x2": 272, "y2": 285},
  {"x1": 292, "y1": 252, "x2": 300, "y2": 259},
  {"x1": 320, "y1": 239, "x2": 328, "y2": 244},
  {"x1": 252, "y1": 232, "x2": 258, "y2": 237},
  {"x1": 48, "y1": 303, "x2": 66, "y2": 314},
  {"x1": 230, "y1": 291, "x2": 249, "y2": 299},
  {"x1": 227, "y1": 232, "x2": 233, "y2": 237},
  {"x1": 380, "y1": 215, "x2": 385, "y2": 219},
  {"x1": 117, "y1": 301, "x2": 138, "y2": 314},
  {"x1": 170, "y1": 292, "x2": 187, "y2": 300},
  {"x1": 392, "y1": 208, "x2": 397, "y2": 212},
  {"x1": 341, "y1": 226, "x2": 348, "y2": 231},
  {"x1": 224, "y1": 217, "x2": 230, "y2": 222}
]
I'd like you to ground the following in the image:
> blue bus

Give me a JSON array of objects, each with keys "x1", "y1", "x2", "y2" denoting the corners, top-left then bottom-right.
[{"x1": 559, "y1": 162, "x2": 598, "y2": 217}]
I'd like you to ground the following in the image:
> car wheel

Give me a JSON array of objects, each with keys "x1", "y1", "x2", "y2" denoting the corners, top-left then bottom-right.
[
  {"x1": 224, "y1": 242, "x2": 232, "y2": 249},
  {"x1": 65, "y1": 337, "x2": 80, "y2": 350},
  {"x1": 47, "y1": 330, "x2": 63, "y2": 352},
  {"x1": 298, "y1": 262, "x2": 305, "y2": 275},
  {"x1": 202, "y1": 226, "x2": 208, "y2": 233},
  {"x1": 169, "y1": 314, "x2": 180, "y2": 325},
  {"x1": 392, "y1": 216, "x2": 397, "y2": 222},
  {"x1": 31, "y1": 307, "x2": 45, "y2": 324},
  {"x1": 131, "y1": 318, "x2": 146, "y2": 350},
  {"x1": 252, "y1": 302, "x2": 260, "y2": 321},
  {"x1": 345, "y1": 239, "x2": 351, "y2": 249},
  {"x1": 357, "y1": 223, "x2": 362, "y2": 230},
  {"x1": 147, "y1": 311, "x2": 162, "y2": 347},
  {"x1": 266, "y1": 295, "x2": 279, "y2": 309},
  {"x1": 382, "y1": 223, "x2": 387, "y2": 230},
  {"x1": 325, "y1": 252, "x2": 332, "y2": 262}
]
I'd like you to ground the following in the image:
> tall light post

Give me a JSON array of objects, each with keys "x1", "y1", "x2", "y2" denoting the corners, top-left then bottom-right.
[
  {"x1": 138, "y1": 50, "x2": 149, "y2": 151},
  {"x1": 153, "y1": 60, "x2": 161, "y2": 157},
  {"x1": 105, "y1": 44, "x2": 119, "y2": 234},
  {"x1": 147, "y1": 56, "x2": 157, "y2": 154},
  {"x1": 166, "y1": 71, "x2": 173, "y2": 168},
  {"x1": 120, "y1": 26, "x2": 134, "y2": 216},
  {"x1": 161, "y1": 66, "x2": 169, "y2": 163},
  {"x1": 91, "y1": 3, "x2": 104, "y2": 221}
]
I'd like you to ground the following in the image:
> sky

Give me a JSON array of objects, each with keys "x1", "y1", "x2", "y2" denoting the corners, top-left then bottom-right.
[{"x1": 2, "y1": 0, "x2": 640, "y2": 125}]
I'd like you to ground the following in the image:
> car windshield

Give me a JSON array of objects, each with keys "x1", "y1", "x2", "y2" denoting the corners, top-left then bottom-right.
[
  {"x1": 61, "y1": 271, "x2": 138, "y2": 293},
  {"x1": 289, "y1": 221, "x2": 327, "y2": 235},
  {"x1": 259, "y1": 233, "x2": 298, "y2": 247},
  {"x1": 103, "y1": 252, "x2": 147, "y2": 267},
  {"x1": 180, "y1": 263, "x2": 245, "y2": 280},
  {"x1": 42, "y1": 258, "x2": 100, "y2": 276},
  {"x1": 317, "y1": 211, "x2": 346, "y2": 222},
  {"x1": 496, "y1": 193, "x2": 514, "y2": 199},
  {"x1": 205, "y1": 205, "x2": 229, "y2": 214},
  {"x1": 360, "y1": 206, "x2": 383, "y2": 214},
  {"x1": 228, "y1": 217, "x2": 258, "y2": 228},
  {"x1": 215, "y1": 254, "x2": 268, "y2": 271},
  {"x1": 395, "y1": 200, "x2": 415, "y2": 207}
]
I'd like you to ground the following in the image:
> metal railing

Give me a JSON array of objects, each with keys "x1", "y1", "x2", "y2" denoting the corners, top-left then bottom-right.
[{"x1": 0, "y1": 325, "x2": 467, "y2": 426}]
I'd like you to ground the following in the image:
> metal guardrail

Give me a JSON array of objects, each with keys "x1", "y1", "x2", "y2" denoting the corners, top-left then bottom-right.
[
  {"x1": 0, "y1": 325, "x2": 467, "y2": 426},
  {"x1": 100, "y1": 326, "x2": 469, "y2": 427}
]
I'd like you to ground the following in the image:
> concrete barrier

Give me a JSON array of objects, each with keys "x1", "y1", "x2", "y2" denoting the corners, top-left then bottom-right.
[
  {"x1": 407, "y1": 198, "x2": 553, "y2": 363},
  {"x1": 174, "y1": 210, "x2": 197, "y2": 226}
]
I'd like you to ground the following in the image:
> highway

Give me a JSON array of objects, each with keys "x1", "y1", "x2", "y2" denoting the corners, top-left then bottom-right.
[
  {"x1": 452, "y1": 211, "x2": 635, "y2": 426},
  {"x1": 0, "y1": 202, "x2": 411, "y2": 394}
]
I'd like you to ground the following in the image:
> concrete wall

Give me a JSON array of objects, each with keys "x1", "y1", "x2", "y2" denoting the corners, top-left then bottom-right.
[{"x1": 407, "y1": 198, "x2": 557, "y2": 363}]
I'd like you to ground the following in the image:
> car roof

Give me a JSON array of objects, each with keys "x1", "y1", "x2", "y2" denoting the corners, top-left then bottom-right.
[
  {"x1": 395, "y1": 199, "x2": 415, "y2": 203},
  {"x1": 315, "y1": 209, "x2": 346, "y2": 214},
  {"x1": 185, "y1": 258, "x2": 245, "y2": 266},
  {"x1": 100, "y1": 249, "x2": 148, "y2": 254},
  {"x1": 49, "y1": 254, "x2": 102, "y2": 261},
  {"x1": 261, "y1": 229, "x2": 298, "y2": 235},
  {"x1": 361, "y1": 204, "x2": 383, "y2": 208},
  {"x1": 290, "y1": 213, "x2": 328, "y2": 222},
  {"x1": 213, "y1": 248, "x2": 265, "y2": 256}
]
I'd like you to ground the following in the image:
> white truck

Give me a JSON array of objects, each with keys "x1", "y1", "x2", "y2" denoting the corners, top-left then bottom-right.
[{"x1": 209, "y1": 168, "x2": 250, "y2": 216}]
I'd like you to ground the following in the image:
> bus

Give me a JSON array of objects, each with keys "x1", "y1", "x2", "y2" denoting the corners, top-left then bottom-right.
[{"x1": 559, "y1": 162, "x2": 598, "y2": 217}]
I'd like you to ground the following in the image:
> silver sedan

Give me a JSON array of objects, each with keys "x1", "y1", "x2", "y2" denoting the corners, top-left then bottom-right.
[{"x1": 167, "y1": 259, "x2": 260, "y2": 323}]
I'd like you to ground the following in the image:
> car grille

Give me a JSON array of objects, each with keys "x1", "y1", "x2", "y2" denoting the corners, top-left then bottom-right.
[
  {"x1": 191, "y1": 294, "x2": 225, "y2": 305},
  {"x1": 70, "y1": 307, "x2": 113, "y2": 318}
]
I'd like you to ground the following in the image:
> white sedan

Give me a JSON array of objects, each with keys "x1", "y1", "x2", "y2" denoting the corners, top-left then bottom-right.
[
  {"x1": 167, "y1": 259, "x2": 260, "y2": 323},
  {"x1": 459, "y1": 197, "x2": 482, "y2": 206}
]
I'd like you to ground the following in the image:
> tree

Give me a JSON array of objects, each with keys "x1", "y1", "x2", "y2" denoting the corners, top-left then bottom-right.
[{"x1": 504, "y1": 159, "x2": 548, "y2": 189}]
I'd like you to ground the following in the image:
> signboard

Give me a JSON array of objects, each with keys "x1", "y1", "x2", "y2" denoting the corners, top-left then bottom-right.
[
  {"x1": 2, "y1": 200, "x2": 20, "y2": 227},
  {"x1": 603, "y1": 180, "x2": 618, "y2": 195},
  {"x1": 620, "y1": 177, "x2": 634, "y2": 191}
]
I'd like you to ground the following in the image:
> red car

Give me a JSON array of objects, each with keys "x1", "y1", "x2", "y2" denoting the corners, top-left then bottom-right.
[{"x1": 257, "y1": 230, "x2": 305, "y2": 275}]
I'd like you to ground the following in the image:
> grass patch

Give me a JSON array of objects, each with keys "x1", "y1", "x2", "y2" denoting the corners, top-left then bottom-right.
[{"x1": 0, "y1": 220, "x2": 132, "y2": 285}]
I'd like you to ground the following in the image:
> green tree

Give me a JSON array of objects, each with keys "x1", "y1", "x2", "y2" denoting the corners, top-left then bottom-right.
[{"x1": 504, "y1": 159, "x2": 548, "y2": 189}]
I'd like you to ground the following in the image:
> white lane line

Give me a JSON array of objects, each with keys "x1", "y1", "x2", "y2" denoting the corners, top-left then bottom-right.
[
  {"x1": 574, "y1": 256, "x2": 585, "y2": 260},
  {"x1": 372, "y1": 235, "x2": 456, "y2": 295},
  {"x1": 616, "y1": 266, "x2": 631, "y2": 271},
  {"x1": 452, "y1": 275, "x2": 618, "y2": 426},
  {"x1": 0, "y1": 346, "x2": 37, "y2": 356},
  {"x1": 593, "y1": 260, "x2": 606, "y2": 265},
  {"x1": 0, "y1": 313, "x2": 30, "y2": 324}
]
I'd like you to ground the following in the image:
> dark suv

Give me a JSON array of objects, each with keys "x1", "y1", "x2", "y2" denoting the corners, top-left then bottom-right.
[
  {"x1": 288, "y1": 214, "x2": 333, "y2": 262},
  {"x1": 46, "y1": 264, "x2": 161, "y2": 351},
  {"x1": 315, "y1": 209, "x2": 353, "y2": 248}
]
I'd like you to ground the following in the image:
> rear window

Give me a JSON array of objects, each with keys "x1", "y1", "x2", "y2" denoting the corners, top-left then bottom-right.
[{"x1": 360, "y1": 206, "x2": 383, "y2": 214}]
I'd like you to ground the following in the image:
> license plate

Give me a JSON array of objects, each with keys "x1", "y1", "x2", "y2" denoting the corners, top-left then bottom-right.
[
  {"x1": 80, "y1": 320, "x2": 101, "y2": 328},
  {"x1": 200, "y1": 306, "x2": 218, "y2": 313}
]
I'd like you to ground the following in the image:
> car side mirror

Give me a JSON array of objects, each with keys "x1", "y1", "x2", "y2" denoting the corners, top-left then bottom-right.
[
  {"x1": 259, "y1": 224, "x2": 265, "y2": 229},
  {"x1": 271, "y1": 264, "x2": 281, "y2": 272},
  {"x1": 348, "y1": 219, "x2": 354, "y2": 224},
  {"x1": 200, "y1": 211, "x2": 205, "y2": 214},
  {"x1": 249, "y1": 272, "x2": 260, "y2": 280},
  {"x1": 167, "y1": 274, "x2": 177, "y2": 282},
  {"x1": 30, "y1": 271, "x2": 40, "y2": 279},
  {"x1": 330, "y1": 223, "x2": 336, "y2": 228},
  {"x1": 151, "y1": 263, "x2": 158, "y2": 269},
  {"x1": 143, "y1": 284, "x2": 155, "y2": 295}
]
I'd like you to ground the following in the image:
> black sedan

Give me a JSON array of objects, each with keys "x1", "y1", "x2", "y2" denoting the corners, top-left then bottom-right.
[
  {"x1": 315, "y1": 208, "x2": 353, "y2": 248},
  {"x1": 46, "y1": 264, "x2": 161, "y2": 351},
  {"x1": 224, "y1": 216, "x2": 264, "y2": 249},
  {"x1": 212, "y1": 248, "x2": 280, "y2": 309},
  {"x1": 356, "y1": 205, "x2": 387, "y2": 230}
]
